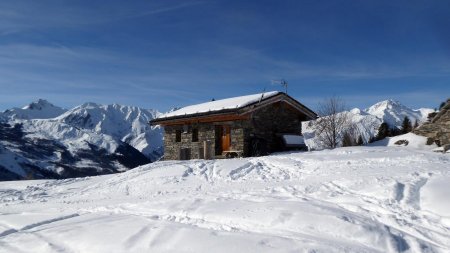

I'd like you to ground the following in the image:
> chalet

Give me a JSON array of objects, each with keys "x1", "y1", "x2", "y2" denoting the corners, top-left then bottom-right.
[{"x1": 150, "y1": 91, "x2": 317, "y2": 160}]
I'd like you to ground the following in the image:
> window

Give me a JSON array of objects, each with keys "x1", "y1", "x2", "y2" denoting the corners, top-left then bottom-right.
[
  {"x1": 192, "y1": 128, "x2": 199, "y2": 142},
  {"x1": 175, "y1": 129, "x2": 181, "y2": 142}
]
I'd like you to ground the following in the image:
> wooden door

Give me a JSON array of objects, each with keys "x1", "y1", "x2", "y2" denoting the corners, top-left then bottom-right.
[{"x1": 221, "y1": 125, "x2": 231, "y2": 152}]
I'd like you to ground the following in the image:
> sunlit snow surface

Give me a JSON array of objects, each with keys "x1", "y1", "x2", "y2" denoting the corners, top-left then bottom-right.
[{"x1": 0, "y1": 146, "x2": 449, "y2": 253}]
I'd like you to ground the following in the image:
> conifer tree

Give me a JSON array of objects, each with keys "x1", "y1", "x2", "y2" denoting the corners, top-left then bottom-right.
[
  {"x1": 356, "y1": 135, "x2": 364, "y2": 146},
  {"x1": 376, "y1": 122, "x2": 390, "y2": 140},
  {"x1": 390, "y1": 127, "x2": 401, "y2": 136},
  {"x1": 413, "y1": 120, "x2": 419, "y2": 129},
  {"x1": 342, "y1": 132, "x2": 354, "y2": 147},
  {"x1": 401, "y1": 116, "x2": 412, "y2": 134}
]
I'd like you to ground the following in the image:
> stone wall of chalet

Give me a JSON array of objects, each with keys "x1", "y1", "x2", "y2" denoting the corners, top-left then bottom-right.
[
  {"x1": 163, "y1": 124, "x2": 213, "y2": 160},
  {"x1": 163, "y1": 121, "x2": 247, "y2": 160},
  {"x1": 162, "y1": 102, "x2": 310, "y2": 160},
  {"x1": 248, "y1": 102, "x2": 305, "y2": 153}
]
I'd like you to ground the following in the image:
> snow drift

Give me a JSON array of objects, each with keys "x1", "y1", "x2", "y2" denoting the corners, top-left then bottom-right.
[{"x1": 0, "y1": 146, "x2": 449, "y2": 252}]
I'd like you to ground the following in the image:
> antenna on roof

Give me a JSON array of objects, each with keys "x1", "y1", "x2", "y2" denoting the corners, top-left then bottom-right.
[
  {"x1": 271, "y1": 79, "x2": 288, "y2": 94},
  {"x1": 259, "y1": 87, "x2": 266, "y2": 104}
]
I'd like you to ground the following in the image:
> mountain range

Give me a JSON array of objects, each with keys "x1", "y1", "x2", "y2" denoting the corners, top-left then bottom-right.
[{"x1": 0, "y1": 100, "x2": 163, "y2": 181}]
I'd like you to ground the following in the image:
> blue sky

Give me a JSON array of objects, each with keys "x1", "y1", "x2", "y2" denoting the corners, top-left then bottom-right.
[{"x1": 0, "y1": 0, "x2": 449, "y2": 112}]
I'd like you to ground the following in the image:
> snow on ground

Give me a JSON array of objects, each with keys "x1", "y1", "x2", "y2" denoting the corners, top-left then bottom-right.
[
  {"x1": 369, "y1": 133, "x2": 438, "y2": 150},
  {"x1": 0, "y1": 147, "x2": 449, "y2": 253}
]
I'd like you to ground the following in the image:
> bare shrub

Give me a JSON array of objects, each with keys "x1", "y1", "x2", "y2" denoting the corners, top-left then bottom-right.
[{"x1": 312, "y1": 96, "x2": 353, "y2": 149}]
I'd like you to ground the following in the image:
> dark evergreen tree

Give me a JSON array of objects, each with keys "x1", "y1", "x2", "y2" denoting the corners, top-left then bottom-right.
[
  {"x1": 356, "y1": 135, "x2": 364, "y2": 146},
  {"x1": 342, "y1": 132, "x2": 354, "y2": 147},
  {"x1": 376, "y1": 122, "x2": 390, "y2": 140},
  {"x1": 439, "y1": 101, "x2": 446, "y2": 110},
  {"x1": 413, "y1": 120, "x2": 419, "y2": 129},
  {"x1": 390, "y1": 127, "x2": 402, "y2": 137},
  {"x1": 401, "y1": 116, "x2": 412, "y2": 134}
]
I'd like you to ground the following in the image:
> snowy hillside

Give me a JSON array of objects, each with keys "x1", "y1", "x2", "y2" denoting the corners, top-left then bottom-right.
[
  {"x1": 0, "y1": 120, "x2": 150, "y2": 180},
  {"x1": 303, "y1": 100, "x2": 433, "y2": 149},
  {"x1": 1, "y1": 99, "x2": 67, "y2": 120},
  {"x1": 0, "y1": 100, "x2": 163, "y2": 181},
  {"x1": 0, "y1": 145, "x2": 448, "y2": 252},
  {"x1": 56, "y1": 103, "x2": 163, "y2": 160}
]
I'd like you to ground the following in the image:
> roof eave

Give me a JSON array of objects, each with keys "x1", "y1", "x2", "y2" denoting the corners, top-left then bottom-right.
[{"x1": 150, "y1": 92, "x2": 318, "y2": 125}]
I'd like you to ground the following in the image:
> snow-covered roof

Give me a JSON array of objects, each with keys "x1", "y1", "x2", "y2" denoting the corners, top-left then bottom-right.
[{"x1": 157, "y1": 91, "x2": 281, "y2": 119}]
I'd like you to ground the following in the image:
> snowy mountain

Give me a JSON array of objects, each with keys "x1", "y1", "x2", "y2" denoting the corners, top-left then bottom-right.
[
  {"x1": 364, "y1": 99, "x2": 434, "y2": 128},
  {"x1": 1, "y1": 99, "x2": 67, "y2": 120},
  {"x1": 56, "y1": 103, "x2": 163, "y2": 161},
  {"x1": 0, "y1": 100, "x2": 163, "y2": 181},
  {"x1": 303, "y1": 100, "x2": 433, "y2": 149},
  {"x1": 0, "y1": 120, "x2": 150, "y2": 180}
]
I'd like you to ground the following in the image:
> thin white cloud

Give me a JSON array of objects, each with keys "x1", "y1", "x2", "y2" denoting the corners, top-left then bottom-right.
[
  {"x1": 0, "y1": 41, "x2": 448, "y2": 112},
  {"x1": 0, "y1": 1, "x2": 209, "y2": 33}
]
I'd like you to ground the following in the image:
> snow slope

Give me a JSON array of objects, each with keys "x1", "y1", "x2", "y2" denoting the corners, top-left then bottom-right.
[
  {"x1": 0, "y1": 147, "x2": 449, "y2": 252},
  {"x1": 1, "y1": 99, "x2": 67, "y2": 120},
  {"x1": 369, "y1": 133, "x2": 438, "y2": 150}
]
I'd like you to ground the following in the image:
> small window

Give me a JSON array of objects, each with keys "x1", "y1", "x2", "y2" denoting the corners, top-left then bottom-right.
[
  {"x1": 192, "y1": 128, "x2": 199, "y2": 142},
  {"x1": 175, "y1": 129, "x2": 181, "y2": 142}
]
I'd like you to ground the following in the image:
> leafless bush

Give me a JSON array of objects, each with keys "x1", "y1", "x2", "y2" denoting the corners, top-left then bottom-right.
[{"x1": 312, "y1": 96, "x2": 353, "y2": 149}]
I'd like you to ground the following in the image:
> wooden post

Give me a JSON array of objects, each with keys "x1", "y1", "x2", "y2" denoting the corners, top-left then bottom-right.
[{"x1": 204, "y1": 140, "x2": 212, "y2": 159}]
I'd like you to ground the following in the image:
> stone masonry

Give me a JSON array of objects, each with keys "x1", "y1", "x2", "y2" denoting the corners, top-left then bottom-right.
[{"x1": 162, "y1": 101, "x2": 308, "y2": 160}]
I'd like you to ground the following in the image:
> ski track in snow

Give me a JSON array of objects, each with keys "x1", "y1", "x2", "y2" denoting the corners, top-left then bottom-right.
[{"x1": 0, "y1": 147, "x2": 449, "y2": 253}]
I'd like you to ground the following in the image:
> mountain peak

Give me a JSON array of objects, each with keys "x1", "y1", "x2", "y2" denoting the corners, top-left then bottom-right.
[
  {"x1": 3, "y1": 99, "x2": 67, "y2": 120},
  {"x1": 367, "y1": 99, "x2": 402, "y2": 110},
  {"x1": 365, "y1": 99, "x2": 431, "y2": 128},
  {"x1": 23, "y1": 99, "x2": 56, "y2": 110},
  {"x1": 79, "y1": 102, "x2": 100, "y2": 109}
]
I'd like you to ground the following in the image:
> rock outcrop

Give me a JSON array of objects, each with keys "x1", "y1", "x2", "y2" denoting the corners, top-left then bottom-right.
[{"x1": 414, "y1": 99, "x2": 450, "y2": 150}]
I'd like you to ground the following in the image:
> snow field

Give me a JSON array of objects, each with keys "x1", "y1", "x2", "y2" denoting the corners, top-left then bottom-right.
[{"x1": 0, "y1": 147, "x2": 449, "y2": 252}]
